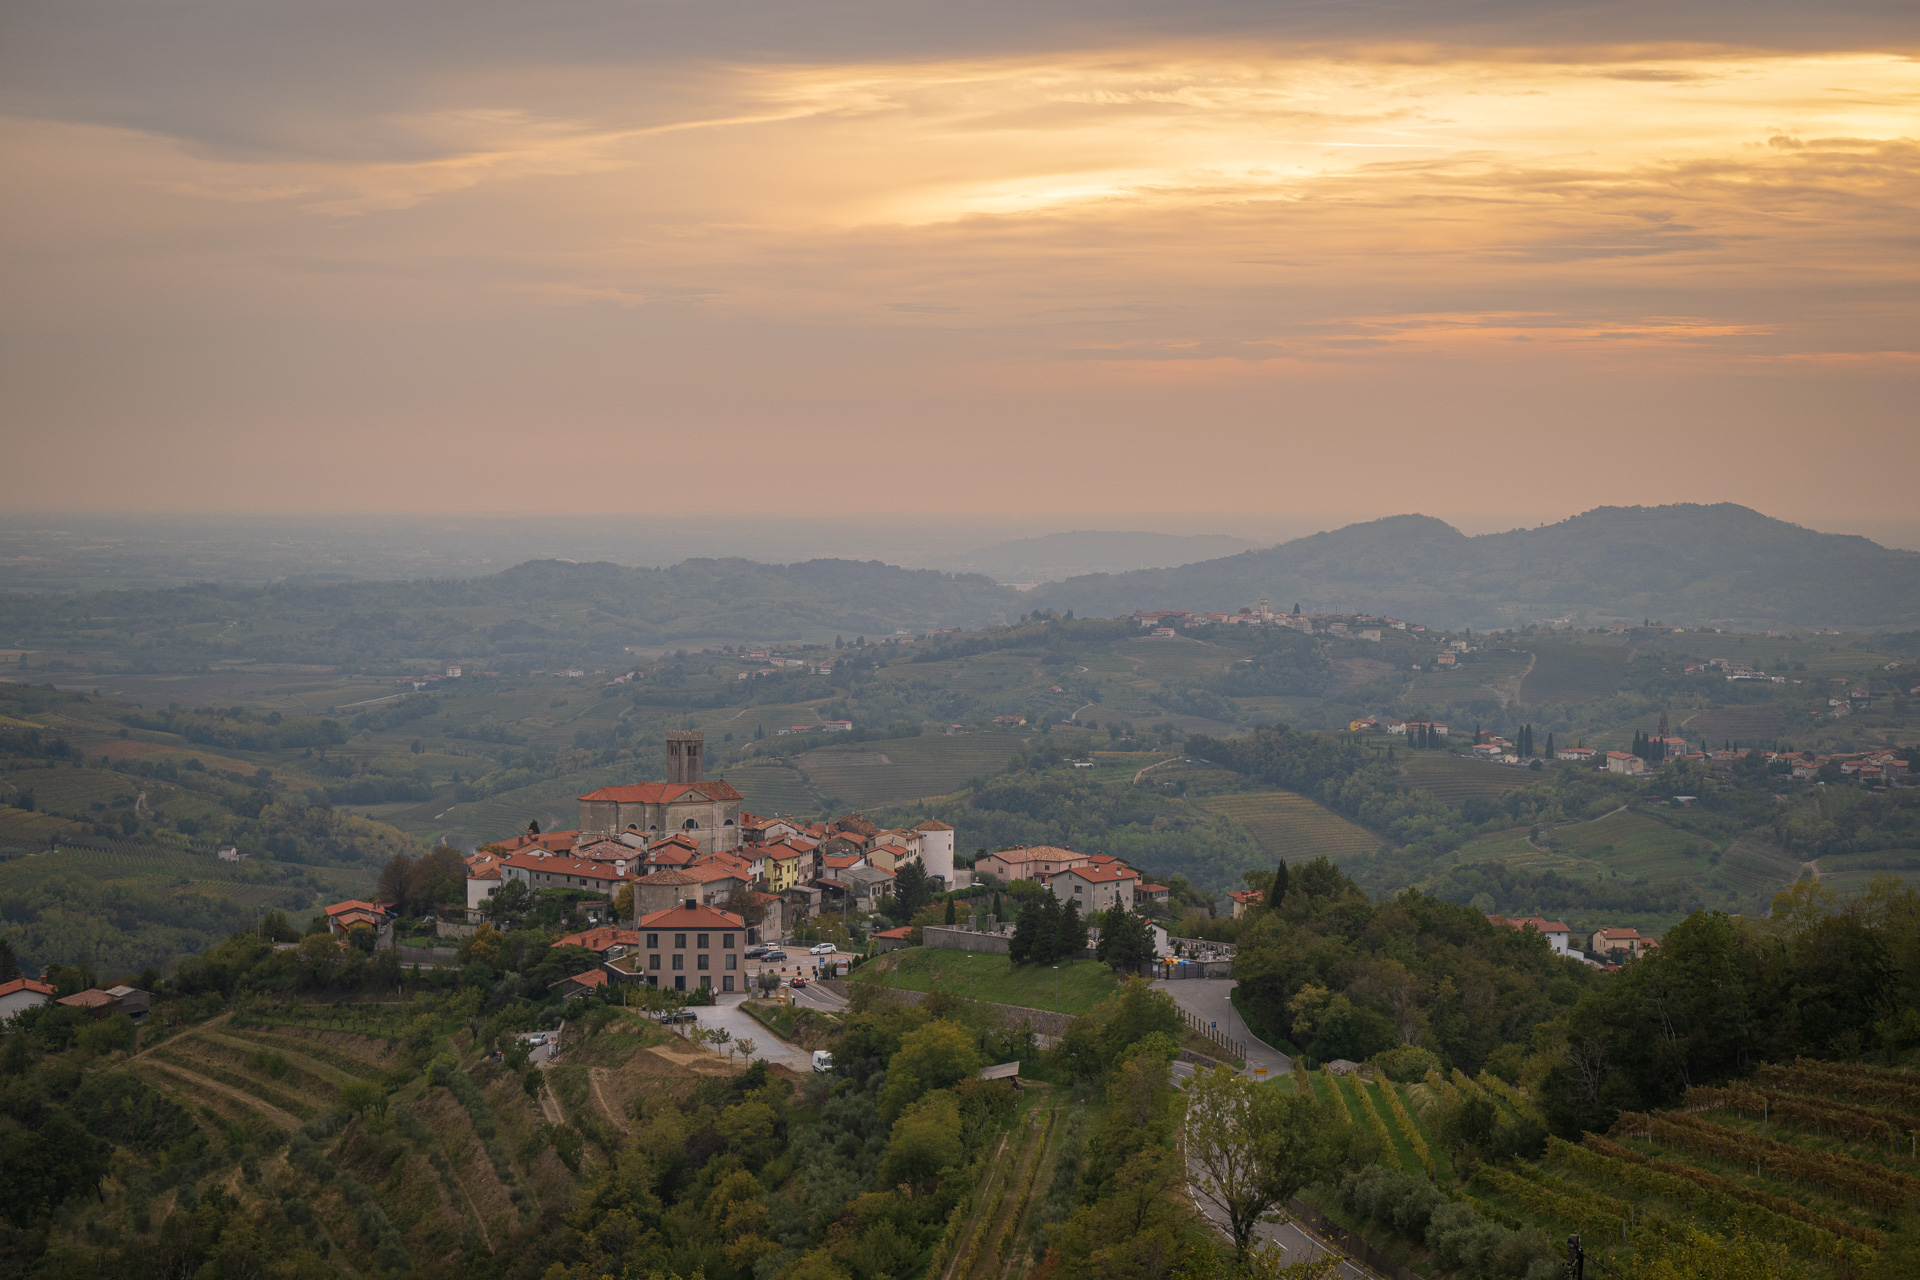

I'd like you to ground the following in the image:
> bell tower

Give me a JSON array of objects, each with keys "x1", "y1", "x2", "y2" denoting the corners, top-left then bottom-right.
[{"x1": 666, "y1": 729, "x2": 704, "y2": 785}]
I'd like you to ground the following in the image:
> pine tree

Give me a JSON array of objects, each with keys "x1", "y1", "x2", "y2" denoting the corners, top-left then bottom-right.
[
  {"x1": 1057, "y1": 897, "x2": 1088, "y2": 958},
  {"x1": 1036, "y1": 893, "x2": 1065, "y2": 962},
  {"x1": 1009, "y1": 901, "x2": 1041, "y2": 964}
]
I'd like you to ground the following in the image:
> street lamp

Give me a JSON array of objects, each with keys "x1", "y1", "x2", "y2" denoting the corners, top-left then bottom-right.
[{"x1": 1052, "y1": 964, "x2": 1059, "y2": 1013}]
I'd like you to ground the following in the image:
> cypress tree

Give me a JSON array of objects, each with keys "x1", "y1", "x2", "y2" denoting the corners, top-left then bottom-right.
[
  {"x1": 1009, "y1": 901, "x2": 1041, "y2": 964},
  {"x1": 1273, "y1": 860, "x2": 1289, "y2": 907},
  {"x1": 944, "y1": 897, "x2": 956, "y2": 926},
  {"x1": 1546, "y1": 732, "x2": 1555, "y2": 759},
  {"x1": 992, "y1": 890, "x2": 1003, "y2": 920},
  {"x1": 1057, "y1": 897, "x2": 1088, "y2": 958}
]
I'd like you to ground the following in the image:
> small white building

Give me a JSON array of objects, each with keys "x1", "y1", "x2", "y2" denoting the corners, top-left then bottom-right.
[
  {"x1": 1049, "y1": 864, "x2": 1138, "y2": 913},
  {"x1": 914, "y1": 819, "x2": 956, "y2": 885},
  {"x1": 0, "y1": 977, "x2": 56, "y2": 1023}
]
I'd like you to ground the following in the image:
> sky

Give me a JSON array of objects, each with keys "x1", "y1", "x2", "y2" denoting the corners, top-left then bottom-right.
[{"x1": 2, "y1": 1, "x2": 1916, "y2": 526}]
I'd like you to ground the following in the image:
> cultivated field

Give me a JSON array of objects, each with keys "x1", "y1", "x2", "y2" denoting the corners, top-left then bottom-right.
[
  {"x1": 799, "y1": 735, "x2": 1024, "y2": 809},
  {"x1": 1199, "y1": 791, "x2": 1380, "y2": 862},
  {"x1": 1682, "y1": 704, "x2": 1785, "y2": 744},
  {"x1": 1474, "y1": 1059, "x2": 1918, "y2": 1277},
  {"x1": 1519, "y1": 642, "x2": 1630, "y2": 704},
  {"x1": 722, "y1": 763, "x2": 822, "y2": 816},
  {"x1": 1397, "y1": 753, "x2": 1540, "y2": 803}
]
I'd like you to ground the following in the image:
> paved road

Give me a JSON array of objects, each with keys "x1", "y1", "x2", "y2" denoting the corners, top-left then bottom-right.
[
  {"x1": 1184, "y1": 1175, "x2": 1369, "y2": 1280},
  {"x1": 686, "y1": 993, "x2": 813, "y2": 1071},
  {"x1": 1152, "y1": 977, "x2": 1291, "y2": 1078}
]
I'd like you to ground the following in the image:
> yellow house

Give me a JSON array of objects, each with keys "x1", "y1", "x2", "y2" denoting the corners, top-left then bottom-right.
[{"x1": 765, "y1": 842, "x2": 805, "y2": 892}]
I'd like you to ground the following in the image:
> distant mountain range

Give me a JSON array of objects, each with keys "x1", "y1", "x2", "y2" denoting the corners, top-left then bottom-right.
[
  {"x1": 3, "y1": 506, "x2": 1913, "y2": 669},
  {"x1": 923, "y1": 530, "x2": 1259, "y2": 584},
  {"x1": 1025, "y1": 504, "x2": 1920, "y2": 630}
]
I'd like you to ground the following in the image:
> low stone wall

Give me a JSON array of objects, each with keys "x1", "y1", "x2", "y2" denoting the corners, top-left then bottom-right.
[
  {"x1": 820, "y1": 980, "x2": 1077, "y2": 1039},
  {"x1": 921, "y1": 926, "x2": 1010, "y2": 954},
  {"x1": 1160, "y1": 959, "x2": 1234, "y2": 979}
]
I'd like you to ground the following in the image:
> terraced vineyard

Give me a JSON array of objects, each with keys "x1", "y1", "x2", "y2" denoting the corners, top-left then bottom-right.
[
  {"x1": 1472, "y1": 1058, "x2": 1917, "y2": 1276},
  {"x1": 722, "y1": 763, "x2": 822, "y2": 816},
  {"x1": 1519, "y1": 642, "x2": 1630, "y2": 705},
  {"x1": 798, "y1": 734, "x2": 1023, "y2": 809},
  {"x1": 1200, "y1": 790, "x2": 1379, "y2": 861},
  {"x1": 936, "y1": 1104, "x2": 1059, "y2": 1280},
  {"x1": 0, "y1": 838, "x2": 369, "y2": 900},
  {"x1": 1397, "y1": 752, "x2": 1539, "y2": 803}
]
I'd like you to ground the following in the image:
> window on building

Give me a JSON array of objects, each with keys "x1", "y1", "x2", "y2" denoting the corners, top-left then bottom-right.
[
  {"x1": 699, "y1": 975, "x2": 710, "y2": 989},
  {"x1": 725, "y1": 953, "x2": 737, "y2": 970},
  {"x1": 697, "y1": 954, "x2": 709, "y2": 970},
  {"x1": 674, "y1": 933, "x2": 687, "y2": 949},
  {"x1": 723, "y1": 975, "x2": 734, "y2": 992},
  {"x1": 723, "y1": 933, "x2": 736, "y2": 949},
  {"x1": 674, "y1": 976, "x2": 685, "y2": 991},
  {"x1": 672, "y1": 954, "x2": 684, "y2": 970},
  {"x1": 697, "y1": 933, "x2": 709, "y2": 949},
  {"x1": 647, "y1": 933, "x2": 658, "y2": 948},
  {"x1": 648, "y1": 954, "x2": 661, "y2": 970}
]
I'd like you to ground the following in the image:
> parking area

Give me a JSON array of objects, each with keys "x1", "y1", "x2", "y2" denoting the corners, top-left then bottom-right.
[{"x1": 740, "y1": 940, "x2": 852, "y2": 994}]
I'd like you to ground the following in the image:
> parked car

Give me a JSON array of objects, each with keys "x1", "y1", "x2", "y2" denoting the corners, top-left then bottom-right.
[
  {"x1": 790, "y1": 977, "x2": 808, "y2": 989},
  {"x1": 745, "y1": 945, "x2": 769, "y2": 959},
  {"x1": 809, "y1": 942, "x2": 836, "y2": 956},
  {"x1": 812, "y1": 1050, "x2": 833, "y2": 1073},
  {"x1": 761, "y1": 950, "x2": 787, "y2": 963}
]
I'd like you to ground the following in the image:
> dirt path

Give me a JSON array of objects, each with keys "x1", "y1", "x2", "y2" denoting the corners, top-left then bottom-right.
[
  {"x1": 137, "y1": 1057, "x2": 303, "y2": 1129},
  {"x1": 1499, "y1": 653, "x2": 1537, "y2": 707},
  {"x1": 939, "y1": 1130, "x2": 1013, "y2": 1280},
  {"x1": 537, "y1": 1074, "x2": 564, "y2": 1126},
  {"x1": 589, "y1": 1067, "x2": 635, "y2": 1135},
  {"x1": 1803, "y1": 859, "x2": 1823, "y2": 882},
  {"x1": 1132, "y1": 755, "x2": 1181, "y2": 786},
  {"x1": 132, "y1": 1010, "x2": 233, "y2": 1061}
]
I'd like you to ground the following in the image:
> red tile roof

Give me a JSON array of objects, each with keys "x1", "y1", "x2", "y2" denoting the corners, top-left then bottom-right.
[
  {"x1": 58, "y1": 989, "x2": 116, "y2": 1009},
  {"x1": 1057, "y1": 864, "x2": 1139, "y2": 884},
  {"x1": 634, "y1": 868, "x2": 702, "y2": 885},
  {"x1": 913, "y1": 819, "x2": 953, "y2": 831},
  {"x1": 0, "y1": 977, "x2": 54, "y2": 999},
  {"x1": 324, "y1": 899, "x2": 388, "y2": 917},
  {"x1": 549, "y1": 968, "x2": 609, "y2": 993},
  {"x1": 579, "y1": 780, "x2": 743, "y2": 804},
  {"x1": 501, "y1": 853, "x2": 634, "y2": 883},
  {"x1": 872, "y1": 926, "x2": 913, "y2": 939},
  {"x1": 638, "y1": 903, "x2": 746, "y2": 930}
]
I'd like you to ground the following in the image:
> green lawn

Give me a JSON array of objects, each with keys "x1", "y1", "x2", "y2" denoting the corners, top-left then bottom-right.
[{"x1": 850, "y1": 947, "x2": 1124, "y2": 1016}]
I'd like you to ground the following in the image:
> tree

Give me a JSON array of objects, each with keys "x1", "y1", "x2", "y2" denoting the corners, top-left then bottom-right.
[
  {"x1": 724, "y1": 882, "x2": 767, "y2": 927},
  {"x1": 1095, "y1": 901, "x2": 1156, "y2": 972},
  {"x1": 489, "y1": 877, "x2": 531, "y2": 923},
  {"x1": 376, "y1": 852, "x2": 415, "y2": 912},
  {"x1": 1184, "y1": 1067, "x2": 1346, "y2": 1263},
  {"x1": 0, "y1": 937, "x2": 16, "y2": 983},
  {"x1": 407, "y1": 845, "x2": 465, "y2": 911},
  {"x1": 1272, "y1": 860, "x2": 1289, "y2": 909},
  {"x1": 893, "y1": 862, "x2": 934, "y2": 920},
  {"x1": 878, "y1": 1021, "x2": 981, "y2": 1119},
  {"x1": 1009, "y1": 900, "x2": 1042, "y2": 964},
  {"x1": 944, "y1": 897, "x2": 956, "y2": 926},
  {"x1": 1056, "y1": 897, "x2": 1089, "y2": 958}
]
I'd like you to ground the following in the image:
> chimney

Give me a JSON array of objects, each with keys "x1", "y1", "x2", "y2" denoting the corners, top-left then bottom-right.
[{"x1": 685, "y1": 898, "x2": 698, "y2": 911}]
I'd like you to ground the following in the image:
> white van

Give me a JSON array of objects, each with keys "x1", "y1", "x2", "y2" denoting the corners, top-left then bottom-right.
[{"x1": 812, "y1": 1050, "x2": 833, "y2": 1073}]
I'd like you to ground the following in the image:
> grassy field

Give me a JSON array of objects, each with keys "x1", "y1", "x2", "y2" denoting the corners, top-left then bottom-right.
[
  {"x1": 1682, "y1": 703, "x2": 1785, "y2": 744},
  {"x1": 1546, "y1": 809, "x2": 1715, "y2": 877},
  {"x1": 1473, "y1": 1059, "x2": 1913, "y2": 1277},
  {"x1": 1397, "y1": 752, "x2": 1540, "y2": 803},
  {"x1": 0, "y1": 839, "x2": 371, "y2": 903},
  {"x1": 1199, "y1": 791, "x2": 1380, "y2": 861},
  {"x1": 798, "y1": 734, "x2": 1023, "y2": 809},
  {"x1": 1519, "y1": 642, "x2": 1630, "y2": 704},
  {"x1": 851, "y1": 947, "x2": 1123, "y2": 1016}
]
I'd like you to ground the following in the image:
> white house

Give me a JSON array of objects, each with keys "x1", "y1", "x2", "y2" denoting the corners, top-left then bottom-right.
[
  {"x1": 914, "y1": 819, "x2": 956, "y2": 885},
  {"x1": 0, "y1": 977, "x2": 55, "y2": 1023},
  {"x1": 1049, "y1": 864, "x2": 1138, "y2": 913}
]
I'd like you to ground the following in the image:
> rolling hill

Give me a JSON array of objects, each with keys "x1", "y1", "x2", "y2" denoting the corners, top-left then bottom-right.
[{"x1": 1025, "y1": 504, "x2": 1920, "y2": 630}]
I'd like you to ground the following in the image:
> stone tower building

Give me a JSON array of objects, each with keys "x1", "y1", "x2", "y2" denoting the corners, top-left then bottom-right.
[{"x1": 667, "y1": 729, "x2": 704, "y2": 785}]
